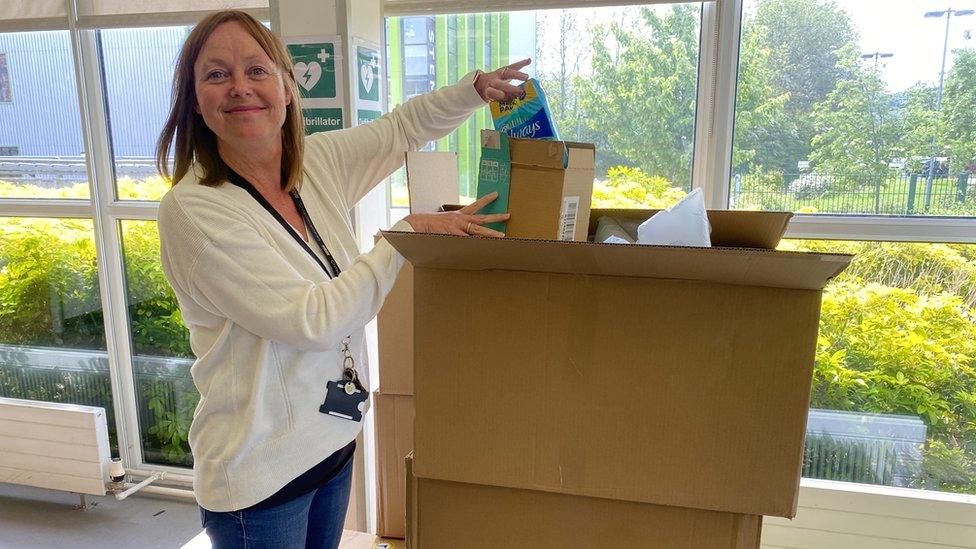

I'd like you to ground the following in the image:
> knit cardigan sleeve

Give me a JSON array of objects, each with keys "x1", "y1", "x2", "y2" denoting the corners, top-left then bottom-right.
[
  {"x1": 158, "y1": 188, "x2": 412, "y2": 352},
  {"x1": 305, "y1": 71, "x2": 487, "y2": 207}
]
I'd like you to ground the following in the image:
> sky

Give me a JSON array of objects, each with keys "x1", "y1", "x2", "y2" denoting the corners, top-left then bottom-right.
[{"x1": 840, "y1": 0, "x2": 976, "y2": 92}]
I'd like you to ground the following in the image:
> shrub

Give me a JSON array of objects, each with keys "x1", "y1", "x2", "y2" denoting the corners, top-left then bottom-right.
[{"x1": 591, "y1": 166, "x2": 686, "y2": 209}]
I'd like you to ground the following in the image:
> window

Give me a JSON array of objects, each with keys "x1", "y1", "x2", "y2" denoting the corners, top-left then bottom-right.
[
  {"x1": 731, "y1": 0, "x2": 976, "y2": 217},
  {"x1": 0, "y1": 217, "x2": 117, "y2": 452},
  {"x1": 729, "y1": 1, "x2": 976, "y2": 494},
  {"x1": 386, "y1": 5, "x2": 703, "y2": 210},
  {"x1": 119, "y1": 220, "x2": 195, "y2": 467},
  {"x1": 100, "y1": 26, "x2": 190, "y2": 202},
  {"x1": 0, "y1": 31, "x2": 87, "y2": 199},
  {"x1": 785, "y1": 238, "x2": 976, "y2": 495}
]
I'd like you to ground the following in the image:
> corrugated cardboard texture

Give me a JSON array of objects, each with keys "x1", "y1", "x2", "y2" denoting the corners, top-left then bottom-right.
[
  {"x1": 376, "y1": 259, "x2": 413, "y2": 395},
  {"x1": 409, "y1": 267, "x2": 822, "y2": 517},
  {"x1": 411, "y1": 476, "x2": 761, "y2": 549},
  {"x1": 382, "y1": 232, "x2": 851, "y2": 291},
  {"x1": 589, "y1": 208, "x2": 793, "y2": 249},
  {"x1": 502, "y1": 136, "x2": 595, "y2": 241},
  {"x1": 374, "y1": 392, "x2": 414, "y2": 538}
]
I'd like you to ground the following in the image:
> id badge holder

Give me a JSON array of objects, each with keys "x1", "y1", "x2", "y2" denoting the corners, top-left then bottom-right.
[
  {"x1": 320, "y1": 378, "x2": 368, "y2": 422},
  {"x1": 320, "y1": 339, "x2": 368, "y2": 422}
]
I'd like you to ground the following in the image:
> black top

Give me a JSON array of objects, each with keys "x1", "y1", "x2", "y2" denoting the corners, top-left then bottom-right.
[{"x1": 245, "y1": 439, "x2": 356, "y2": 510}]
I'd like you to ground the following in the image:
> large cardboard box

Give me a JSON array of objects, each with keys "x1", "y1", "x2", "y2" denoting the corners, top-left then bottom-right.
[
  {"x1": 477, "y1": 129, "x2": 595, "y2": 241},
  {"x1": 383, "y1": 212, "x2": 851, "y2": 519},
  {"x1": 373, "y1": 391, "x2": 414, "y2": 538},
  {"x1": 376, "y1": 260, "x2": 413, "y2": 395},
  {"x1": 405, "y1": 455, "x2": 761, "y2": 549}
]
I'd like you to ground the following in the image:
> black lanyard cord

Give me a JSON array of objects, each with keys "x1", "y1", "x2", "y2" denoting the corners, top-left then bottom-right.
[{"x1": 225, "y1": 169, "x2": 342, "y2": 279}]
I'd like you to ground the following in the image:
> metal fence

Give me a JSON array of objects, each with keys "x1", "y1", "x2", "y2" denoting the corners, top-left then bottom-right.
[{"x1": 730, "y1": 172, "x2": 976, "y2": 215}]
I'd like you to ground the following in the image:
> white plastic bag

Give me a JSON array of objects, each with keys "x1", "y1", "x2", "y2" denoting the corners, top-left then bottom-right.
[{"x1": 636, "y1": 188, "x2": 711, "y2": 247}]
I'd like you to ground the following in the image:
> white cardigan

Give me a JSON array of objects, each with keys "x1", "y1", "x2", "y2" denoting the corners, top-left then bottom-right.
[{"x1": 158, "y1": 73, "x2": 485, "y2": 511}]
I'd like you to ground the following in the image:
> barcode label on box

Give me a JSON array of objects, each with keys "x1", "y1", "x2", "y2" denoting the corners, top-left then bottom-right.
[{"x1": 559, "y1": 196, "x2": 579, "y2": 241}]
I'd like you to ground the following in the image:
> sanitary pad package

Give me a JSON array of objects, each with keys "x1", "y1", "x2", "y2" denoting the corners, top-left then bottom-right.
[{"x1": 490, "y1": 78, "x2": 560, "y2": 140}]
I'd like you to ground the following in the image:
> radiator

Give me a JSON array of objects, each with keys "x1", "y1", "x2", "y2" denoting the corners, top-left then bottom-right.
[{"x1": 0, "y1": 397, "x2": 111, "y2": 496}]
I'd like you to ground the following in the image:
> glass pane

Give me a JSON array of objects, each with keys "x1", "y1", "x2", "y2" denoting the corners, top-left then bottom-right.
[
  {"x1": 785, "y1": 239, "x2": 976, "y2": 494},
  {"x1": 119, "y1": 220, "x2": 195, "y2": 468},
  {"x1": 0, "y1": 218, "x2": 115, "y2": 451},
  {"x1": 100, "y1": 26, "x2": 190, "y2": 201},
  {"x1": 732, "y1": 0, "x2": 976, "y2": 216},
  {"x1": 0, "y1": 32, "x2": 88, "y2": 199},
  {"x1": 386, "y1": 6, "x2": 702, "y2": 216}
]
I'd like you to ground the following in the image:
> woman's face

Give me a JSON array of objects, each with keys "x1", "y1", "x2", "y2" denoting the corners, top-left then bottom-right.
[{"x1": 193, "y1": 21, "x2": 291, "y2": 152}]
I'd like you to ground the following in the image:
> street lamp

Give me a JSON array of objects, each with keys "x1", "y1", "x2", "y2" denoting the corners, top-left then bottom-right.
[{"x1": 922, "y1": 7, "x2": 974, "y2": 210}]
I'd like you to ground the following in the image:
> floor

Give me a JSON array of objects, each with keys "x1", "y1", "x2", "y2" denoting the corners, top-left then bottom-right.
[{"x1": 0, "y1": 484, "x2": 202, "y2": 549}]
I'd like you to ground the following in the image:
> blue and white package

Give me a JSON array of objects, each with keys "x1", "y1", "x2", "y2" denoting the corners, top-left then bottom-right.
[{"x1": 490, "y1": 78, "x2": 560, "y2": 140}]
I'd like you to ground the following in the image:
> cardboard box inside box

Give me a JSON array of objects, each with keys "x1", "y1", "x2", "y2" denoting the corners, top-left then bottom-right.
[
  {"x1": 476, "y1": 130, "x2": 596, "y2": 241},
  {"x1": 383, "y1": 212, "x2": 852, "y2": 519},
  {"x1": 405, "y1": 455, "x2": 761, "y2": 549},
  {"x1": 373, "y1": 391, "x2": 414, "y2": 538}
]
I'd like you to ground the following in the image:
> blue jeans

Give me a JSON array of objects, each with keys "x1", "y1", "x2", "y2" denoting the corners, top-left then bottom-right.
[{"x1": 200, "y1": 458, "x2": 353, "y2": 549}]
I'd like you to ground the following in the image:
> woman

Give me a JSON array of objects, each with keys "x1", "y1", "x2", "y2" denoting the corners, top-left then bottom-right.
[{"x1": 156, "y1": 10, "x2": 527, "y2": 548}]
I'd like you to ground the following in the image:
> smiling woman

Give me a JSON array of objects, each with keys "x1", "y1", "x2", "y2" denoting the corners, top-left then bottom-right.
[{"x1": 152, "y1": 9, "x2": 517, "y2": 548}]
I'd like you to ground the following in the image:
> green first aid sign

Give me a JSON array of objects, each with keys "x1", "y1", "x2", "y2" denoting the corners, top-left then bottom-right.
[
  {"x1": 357, "y1": 46, "x2": 380, "y2": 103},
  {"x1": 288, "y1": 43, "x2": 337, "y2": 99}
]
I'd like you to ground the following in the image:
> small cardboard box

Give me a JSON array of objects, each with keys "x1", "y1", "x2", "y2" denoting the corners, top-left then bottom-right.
[
  {"x1": 405, "y1": 455, "x2": 761, "y2": 549},
  {"x1": 477, "y1": 129, "x2": 595, "y2": 241},
  {"x1": 383, "y1": 211, "x2": 851, "y2": 519},
  {"x1": 373, "y1": 392, "x2": 414, "y2": 538}
]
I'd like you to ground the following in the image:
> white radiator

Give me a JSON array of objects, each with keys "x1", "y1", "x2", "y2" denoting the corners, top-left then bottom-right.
[{"x1": 0, "y1": 397, "x2": 111, "y2": 496}]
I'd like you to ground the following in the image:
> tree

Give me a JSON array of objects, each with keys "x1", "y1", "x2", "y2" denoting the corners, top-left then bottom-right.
[
  {"x1": 732, "y1": 22, "x2": 790, "y2": 174},
  {"x1": 574, "y1": 5, "x2": 700, "y2": 185},
  {"x1": 810, "y1": 45, "x2": 903, "y2": 189},
  {"x1": 751, "y1": 0, "x2": 857, "y2": 172},
  {"x1": 941, "y1": 49, "x2": 976, "y2": 174}
]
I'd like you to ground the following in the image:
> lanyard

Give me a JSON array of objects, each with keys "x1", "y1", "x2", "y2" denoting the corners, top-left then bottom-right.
[{"x1": 225, "y1": 169, "x2": 342, "y2": 279}]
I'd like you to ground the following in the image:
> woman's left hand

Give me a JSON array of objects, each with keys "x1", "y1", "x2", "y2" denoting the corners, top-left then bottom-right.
[{"x1": 474, "y1": 58, "x2": 532, "y2": 103}]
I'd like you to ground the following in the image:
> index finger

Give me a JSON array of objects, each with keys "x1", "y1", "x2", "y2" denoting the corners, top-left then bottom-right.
[
  {"x1": 507, "y1": 58, "x2": 532, "y2": 72},
  {"x1": 459, "y1": 192, "x2": 498, "y2": 215}
]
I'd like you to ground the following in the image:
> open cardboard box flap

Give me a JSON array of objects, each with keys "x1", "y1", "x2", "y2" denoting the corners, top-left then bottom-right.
[
  {"x1": 589, "y1": 208, "x2": 793, "y2": 249},
  {"x1": 381, "y1": 231, "x2": 850, "y2": 291}
]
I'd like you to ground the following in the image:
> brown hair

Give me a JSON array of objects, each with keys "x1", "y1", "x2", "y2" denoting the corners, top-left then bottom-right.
[{"x1": 156, "y1": 10, "x2": 304, "y2": 192}]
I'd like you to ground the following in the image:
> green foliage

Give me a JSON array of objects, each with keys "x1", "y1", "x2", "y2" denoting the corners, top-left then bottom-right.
[
  {"x1": 732, "y1": 23, "x2": 791, "y2": 174},
  {"x1": 574, "y1": 6, "x2": 700, "y2": 184},
  {"x1": 810, "y1": 45, "x2": 903, "y2": 188},
  {"x1": 942, "y1": 50, "x2": 976, "y2": 175},
  {"x1": 787, "y1": 240, "x2": 976, "y2": 493},
  {"x1": 591, "y1": 166, "x2": 686, "y2": 209},
  {"x1": 749, "y1": 0, "x2": 858, "y2": 172}
]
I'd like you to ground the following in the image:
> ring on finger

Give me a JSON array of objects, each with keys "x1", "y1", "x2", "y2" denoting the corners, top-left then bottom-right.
[{"x1": 466, "y1": 221, "x2": 472, "y2": 233}]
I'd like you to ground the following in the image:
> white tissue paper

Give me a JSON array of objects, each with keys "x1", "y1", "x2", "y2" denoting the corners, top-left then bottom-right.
[
  {"x1": 602, "y1": 235, "x2": 631, "y2": 244},
  {"x1": 636, "y1": 188, "x2": 711, "y2": 247}
]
